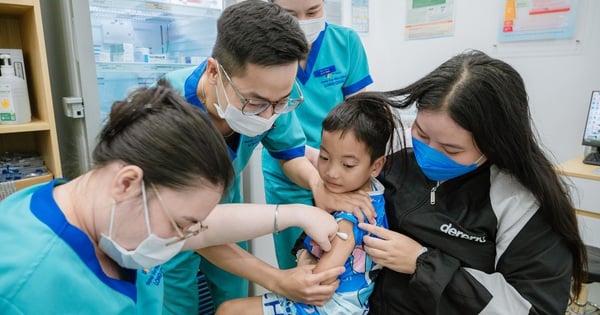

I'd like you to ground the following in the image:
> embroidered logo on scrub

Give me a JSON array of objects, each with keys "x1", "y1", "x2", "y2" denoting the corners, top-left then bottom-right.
[
  {"x1": 242, "y1": 131, "x2": 268, "y2": 148},
  {"x1": 313, "y1": 65, "x2": 344, "y2": 88},
  {"x1": 141, "y1": 266, "x2": 163, "y2": 286}
]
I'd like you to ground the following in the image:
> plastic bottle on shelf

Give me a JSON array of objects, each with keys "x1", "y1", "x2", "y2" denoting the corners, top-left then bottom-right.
[{"x1": 0, "y1": 53, "x2": 31, "y2": 124}]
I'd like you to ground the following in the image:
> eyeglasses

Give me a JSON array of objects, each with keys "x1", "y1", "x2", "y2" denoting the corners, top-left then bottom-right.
[
  {"x1": 150, "y1": 183, "x2": 207, "y2": 247},
  {"x1": 219, "y1": 64, "x2": 304, "y2": 116}
]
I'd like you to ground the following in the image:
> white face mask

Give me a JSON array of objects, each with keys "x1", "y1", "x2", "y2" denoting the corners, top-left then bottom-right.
[
  {"x1": 298, "y1": 15, "x2": 326, "y2": 44},
  {"x1": 213, "y1": 78, "x2": 279, "y2": 138},
  {"x1": 99, "y1": 181, "x2": 184, "y2": 269}
]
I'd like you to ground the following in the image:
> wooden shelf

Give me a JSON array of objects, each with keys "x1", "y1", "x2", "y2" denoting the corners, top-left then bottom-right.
[
  {"x1": 0, "y1": 0, "x2": 34, "y2": 15},
  {"x1": 0, "y1": 0, "x2": 61, "y2": 193},
  {"x1": 13, "y1": 172, "x2": 52, "y2": 190},
  {"x1": 555, "y1": 156, "x2": 600, "y2": 181},
  {"x1": 556, "y1": 156, "x2": 600, "y2": 220},
  {"x1": 0, "y1": 118, "x2": 50, "y2": 134}
]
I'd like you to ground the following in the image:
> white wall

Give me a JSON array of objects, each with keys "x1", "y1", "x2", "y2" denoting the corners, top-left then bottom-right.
[{"x1": 359, "y1": 0, "x2": 600, "y2": 164}]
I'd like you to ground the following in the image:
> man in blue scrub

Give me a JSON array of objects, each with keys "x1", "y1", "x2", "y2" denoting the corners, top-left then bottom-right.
[
  {"x1": 161, "y1": 1, "x2": 373, "y2": 314},
  {"x1": 264, "y1": 0, "x2": 374, "y2": 269}
]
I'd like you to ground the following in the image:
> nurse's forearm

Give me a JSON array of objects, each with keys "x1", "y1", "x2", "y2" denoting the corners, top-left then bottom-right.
[
  {"x1": 183, "y1": 203, "x2": 336, "y2": 250},
  {"x1": 184, "y1": 203, "x2": 281, "y2": 249}
]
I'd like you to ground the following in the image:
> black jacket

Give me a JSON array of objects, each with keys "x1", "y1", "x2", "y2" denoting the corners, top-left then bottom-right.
[{"x1": 368, "y1": 149, "x2": 572, "y2": 315}]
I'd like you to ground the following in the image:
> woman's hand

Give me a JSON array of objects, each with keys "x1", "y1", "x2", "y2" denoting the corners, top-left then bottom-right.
[
  {"x1": 359, "y1": 222, "x2": 424, "y2": 274},
  {"x1": 283, "y1": 204, "x2": 338, "y2": 251},
  {"x1": 312, "y1": 180, "x2": 376, "y2": 224},
  {"x1": 270, "y1": 265, "x2": 344, "y2": 306}
]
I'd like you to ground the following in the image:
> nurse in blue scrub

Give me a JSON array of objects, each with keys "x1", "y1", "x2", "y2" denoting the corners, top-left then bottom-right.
[
  {"x1": 0, "y1": 82, "x2": 340, "y2": 314},
  {"x1": 264, "y1": 0, "x2": 374, "y2": 269}
]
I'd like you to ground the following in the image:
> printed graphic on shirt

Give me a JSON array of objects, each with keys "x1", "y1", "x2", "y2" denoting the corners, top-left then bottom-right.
[{"x1": 440, "y1": 223, "x2": 487, "y2": 243}]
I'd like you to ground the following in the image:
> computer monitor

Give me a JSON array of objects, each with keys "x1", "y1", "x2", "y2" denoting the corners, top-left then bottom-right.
[{"x1": 582, "y1": 90, "x2": 600, "y2": 165}]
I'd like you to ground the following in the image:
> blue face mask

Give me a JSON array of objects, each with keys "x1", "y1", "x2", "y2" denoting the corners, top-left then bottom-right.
[{"x1": 412, "y1": 137, "x2": 484, "y2": 181}]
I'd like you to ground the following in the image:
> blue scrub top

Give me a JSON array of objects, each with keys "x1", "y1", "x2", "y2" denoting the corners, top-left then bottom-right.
[
  {"x1": 262, "y1": 23, "x2": 373, "y2": 205},
  {"x1": 0, "y1": 180, "x2": 163, "y2": 314}
]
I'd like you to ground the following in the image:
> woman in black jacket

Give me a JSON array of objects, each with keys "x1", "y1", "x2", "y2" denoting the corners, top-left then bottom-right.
[{"x1": 360, "y1": 50, "x2": 586, "y2": 315}]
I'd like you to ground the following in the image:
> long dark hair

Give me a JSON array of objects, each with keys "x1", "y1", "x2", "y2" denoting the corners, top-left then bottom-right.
[{"x1": 382, "y1": 50, "x2": 586, "y2": 298}]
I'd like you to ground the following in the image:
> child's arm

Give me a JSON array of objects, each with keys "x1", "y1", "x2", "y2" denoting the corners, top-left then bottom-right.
[{"x1": 312, "y1": 219, "x2": 356, "y2": 285}]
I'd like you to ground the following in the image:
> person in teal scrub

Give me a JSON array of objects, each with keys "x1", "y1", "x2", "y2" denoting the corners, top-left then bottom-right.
[
  {"x1": 161, "y1": 1, "x2": 374, "y2": 313},
  {"x1": 264, "y1": 0, "x2": 374, "y2": 269},
  {"x1": 0, "y1": 82, "x2": 341, "y2": 314}
]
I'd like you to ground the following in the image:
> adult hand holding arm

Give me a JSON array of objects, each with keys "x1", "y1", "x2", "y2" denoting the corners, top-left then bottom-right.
[
  {"x1": 313, "y1": 181, "x2": 375, "y2": 223},
  {"x1": 358, "y1": 222, "x2": 424, "y2": 274},
  {"x1": 197, "y1": 244, "x2": 344, "y2": 305},
  {"x1": 280, "y1": 156, "x2": 376, "y2": 223},
  {"x1": 269, "y1": 264, "x2": 343, "y2": 305}
]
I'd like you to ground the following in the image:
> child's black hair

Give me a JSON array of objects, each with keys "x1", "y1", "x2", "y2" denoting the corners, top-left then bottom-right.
[{"x1": 322, "y1": 92, "x2": 404, "y2": 174}]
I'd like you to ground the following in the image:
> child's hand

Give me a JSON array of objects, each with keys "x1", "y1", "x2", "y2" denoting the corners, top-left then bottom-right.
[{"x1": 313, "y1": 181, "x2": 376, "y2": 224}]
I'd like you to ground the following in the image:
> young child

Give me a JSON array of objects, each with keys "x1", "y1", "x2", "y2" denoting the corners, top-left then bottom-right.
[{"x1": 216, "y1": 92, "x2": 402, "y2": 315}]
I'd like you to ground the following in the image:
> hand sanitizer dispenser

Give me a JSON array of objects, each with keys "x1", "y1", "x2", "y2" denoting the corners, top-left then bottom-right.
[{"x1": 0, "y1": 53, "x2": 31, "y2": 124}]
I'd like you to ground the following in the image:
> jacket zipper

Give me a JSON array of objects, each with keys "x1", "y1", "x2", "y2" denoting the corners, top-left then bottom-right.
[
  {"x1": 383, "y1": 181, "x2": 440, "y2": 314},
  {"x1": 430, "y1": 181, "x2": 440, "y2": 205},
  {"x1": 396, "y1": 181, "x2": 440, "y2": 225}
]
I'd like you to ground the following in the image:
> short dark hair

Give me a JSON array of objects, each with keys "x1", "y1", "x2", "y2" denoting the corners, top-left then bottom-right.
[
  {"x1": 93, "y1": 79, "x2": 233, "y2": 191},
  {"x1": 322, "y1": 92, "x2": 402, "y2": 171},
  {"x1": 212, "y1": 0, "x2": 308, "y2": 75}
]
